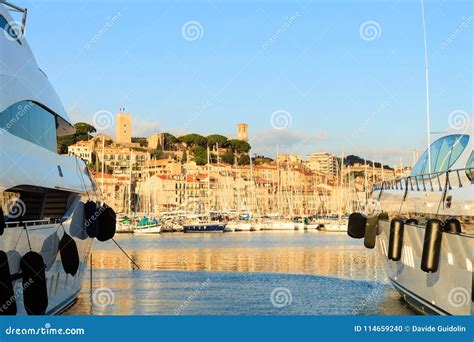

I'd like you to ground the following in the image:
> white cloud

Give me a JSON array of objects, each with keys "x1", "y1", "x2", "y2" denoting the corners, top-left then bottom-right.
[
  {"x1": 250, "y1": 128, "x2": 329, "y2": 157},
  {"x1": 132, "y1": 120, "x2": 161, "y2": 138}
]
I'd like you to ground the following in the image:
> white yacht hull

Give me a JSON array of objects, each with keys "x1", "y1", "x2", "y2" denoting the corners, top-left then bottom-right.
[
  {"x1": 304, "y1": 224, "x2": 319, "y2": 230},
  {"x1": 226, "y1": 222, "x2": 251, "y2": 231},
  {"x1": 376, "y1": 219, "x2": 473, "y2": 315},
  {"x1": 319, "y1": 223, "x2": 347, "y2": 232},
  {"x1": 262, "y1": 221, "x2": 295, "y2": 231},
  {"x1": 294, "y1": 222, "x2": 305, "y2": 230},
  {"x1": 0, "y1": 198, "x2": 93, "y2": 315}
]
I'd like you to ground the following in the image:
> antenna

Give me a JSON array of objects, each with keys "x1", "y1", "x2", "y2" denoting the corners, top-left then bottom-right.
[{"x1": 420, "y1": 0, "x2": 432, "y2": 173}]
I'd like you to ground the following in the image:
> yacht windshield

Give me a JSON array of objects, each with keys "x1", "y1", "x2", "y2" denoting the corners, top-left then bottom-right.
[{"x1": 410, "y1": 134, "x2": 469, "y2": 176}]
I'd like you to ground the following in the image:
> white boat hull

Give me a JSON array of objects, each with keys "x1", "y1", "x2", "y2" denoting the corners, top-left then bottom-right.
[
  {"x1": 226, "y1": 222, "x2": 252, "y2": 231},
  {"x1": 376, "y1": 219, "x2": 473, "y2": 315},
  {"x1": 262, "y1": 221, "x2": 295, "y2": 231},
  {"x1": 133, "y1": 225, "x2": 162, "y2": 234},
  {"x1": 304, "y1": 224, "x2": 319, "y2": 230},
  {"x1": 294, "y1": 222, "x2": 305, "y2": 230},
  {"x1": 318, "y1": 222, "x2": 347, "y2": 232},
  {"x1": 0, "y1": 198, "x2": 93, "y2": 315}
]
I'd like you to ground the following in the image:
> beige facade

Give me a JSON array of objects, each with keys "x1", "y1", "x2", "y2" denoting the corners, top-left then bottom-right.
[
  {"x1": 68, "y1": 140, "x2": 94, "y2": 164},
  {"x1": 134, "y1": 161, "x2": 327, "y2": 216},
  {"x1": 116, "y1": 111, "x2": 132, "y2": 144},
  {"x1": 95, "y1": 144, "x2": 149, "y2": 176},
  {"x1": 345, "y1": 162, "x2": 396, "y2": 182},
  {"x1": 147, "y1": 133, "x2": 164, "y2": 150},
  {"x1": 237, "y1": 123, "x2": 248, "y2": 141},
  {"x1": 306, "y1": 152, "x2": 339, "y2": 177},
  {"x1": 93, "y1": 172, "x2": 130, "y2": 213}
]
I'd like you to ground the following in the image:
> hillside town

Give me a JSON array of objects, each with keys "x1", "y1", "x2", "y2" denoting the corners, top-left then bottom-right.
[{"x1": 65, "y1": 110, "x2": 413, "y2": 215}]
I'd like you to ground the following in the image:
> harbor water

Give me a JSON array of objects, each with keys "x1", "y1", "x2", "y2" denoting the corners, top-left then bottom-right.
[{"x1": 66, "y1": 231, "x2": 414, "y2": 315}]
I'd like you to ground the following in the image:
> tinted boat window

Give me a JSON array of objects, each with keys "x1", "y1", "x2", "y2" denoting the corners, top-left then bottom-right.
[
  {"x1": 466, "y1": 152, "x2": 474, "y2": 181},
  {"x1": 0, "y1": 101, "x2": 58, "y2": 152},
  {"x1": 410, "y1": 134, "x2": 469, "y2": 176}
]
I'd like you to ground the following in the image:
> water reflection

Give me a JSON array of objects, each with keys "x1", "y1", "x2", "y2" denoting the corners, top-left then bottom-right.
[
  {"x1": 66, "y1": 232, "x2": 413, "y2": 315},
  {"x1": 92, "y1": 232, "x2": 385, "y2": 281}
]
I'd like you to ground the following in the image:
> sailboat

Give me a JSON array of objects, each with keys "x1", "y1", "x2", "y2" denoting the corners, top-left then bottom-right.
[
  {"x1": 183, "y1": 147, "x2": 225, "y2": 233},
  {"x1": 133, "y1": 159, "x2": 162, "y2": 234},
  {"x1": 225, "y1": 156, "x2": 251, "y2": 231},
  {"x1": 318, "y1": 150, "x2": 348, "y2": 232}
]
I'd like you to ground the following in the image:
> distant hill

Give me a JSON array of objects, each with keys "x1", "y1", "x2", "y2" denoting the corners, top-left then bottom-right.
[{"x1": 344, "y1": 155, "x2": 393, "y2": 170}]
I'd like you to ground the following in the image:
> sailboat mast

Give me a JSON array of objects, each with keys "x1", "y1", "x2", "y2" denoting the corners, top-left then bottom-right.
[{"x1": 420, "y1": 0, "x2": 432, "y2": 173}]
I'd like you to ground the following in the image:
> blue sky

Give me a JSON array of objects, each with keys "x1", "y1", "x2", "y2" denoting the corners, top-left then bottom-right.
[{"x1": 18, "y1": 0, "x2": 473, "y2": 165}]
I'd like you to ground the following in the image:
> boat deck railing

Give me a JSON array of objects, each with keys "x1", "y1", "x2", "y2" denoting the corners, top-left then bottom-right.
[
  {"x1": 5, "y1": 218, "x2": 63, "y2": 228},
  {"x1": 373, "y1": 167, "x2": 474, "y2": 192}
]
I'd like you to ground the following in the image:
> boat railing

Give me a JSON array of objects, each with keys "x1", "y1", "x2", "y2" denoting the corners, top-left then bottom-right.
[
  {"x1": 0, "y1": 1, "x2": 27, "y2": 34},
  {"x1": 373, "y1": 167, "x2": 474, "y2": 192},
  {"x1": 5, "y1": 218, "x2": 62, "y2": 228}
]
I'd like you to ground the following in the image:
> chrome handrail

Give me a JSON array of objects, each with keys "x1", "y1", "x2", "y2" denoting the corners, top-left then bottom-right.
[
  {"x1": 5, "y1": 218, "x2": 61, "y2": 228},
  {"x1": 0, "y1": 1, "x2": 27, "y2": 34},
  {"x1": 373, "y1": 167, "x2": 474, "y2": 192}
]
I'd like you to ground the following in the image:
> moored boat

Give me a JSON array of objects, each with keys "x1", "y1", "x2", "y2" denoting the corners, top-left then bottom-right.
[
  {"x1": 348, "y1": 120, "x2": 473, "y2": 315},
  {"x1": 183, "y1": 222, "x2": 225, "y2": 233},
  {"x1": 226, "y1": 221, "x2": 252, "y2": 232},
  {"x1": 0, "y1": 0, "x2": 115, "y2": 315},
  {"x1": 133, "y1": 216, "x2": 161, "y2": 234}
]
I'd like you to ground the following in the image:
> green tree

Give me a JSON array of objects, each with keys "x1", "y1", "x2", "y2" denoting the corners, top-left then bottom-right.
[
  {"x1": 151, "y1": 143, "x2": 163, "y2": 159},
  {"x1": 74, "y1": 122, "x2": 96, "y2": 136},
  {"x1": 179, "y1": 134, "x2": 207, "y2": 147},
  {"x1": 162, "y1": 133, "x2": 178, "y2": 150},
  {"x1": 191, "y1": 146, "x2": 208, "y2": 165},
  {"x1": 206, "y1": 134, "x2": 229, "y2": 148},
  {"x1": 238, "y1": 154, "x2": 250, "y2": 165},
  {"x1": 228, "y1": 139, "x2": 251, "y2": 153},
  {"x1": 57, "y1": 122, "x2": 96, "y2": 154},
  {"x1": 253, "y1": 155, "x2": 273, "y2": 165},
  {"x1": 132, "y1": 137, "x2": 147, "y2": 147},
  {"x1": 221, "y1": 149, "x2": 235, "y2": 165}
]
